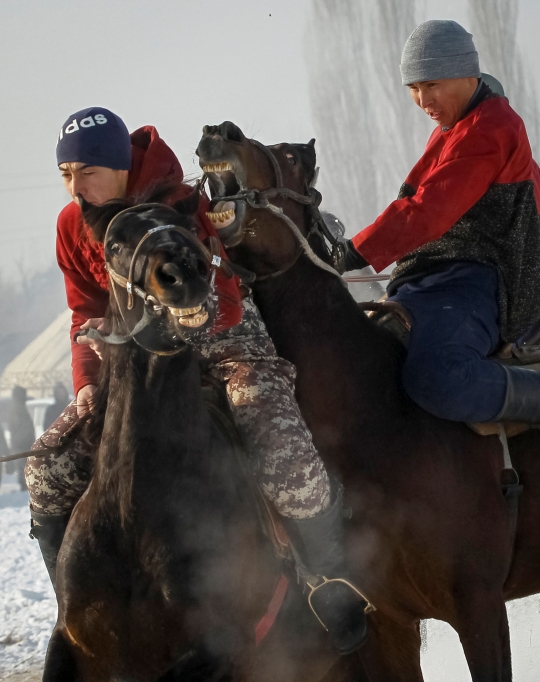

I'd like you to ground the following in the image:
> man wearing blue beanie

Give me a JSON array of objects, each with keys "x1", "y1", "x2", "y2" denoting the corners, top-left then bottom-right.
[
  {"x1": 25, "y1": 106, "x2": 369, "y2": 654},
  {"x1": 340, "y1": 20, "x2": 540, "y2": 425}
]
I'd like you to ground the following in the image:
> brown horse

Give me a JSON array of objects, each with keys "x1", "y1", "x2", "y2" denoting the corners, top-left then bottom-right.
[
  {"x1": 196, "y1": 121, "x2": 540, "y2": 682},
  {"x1": 42, "y1": 191, "x2": 351, "y2": 682}
]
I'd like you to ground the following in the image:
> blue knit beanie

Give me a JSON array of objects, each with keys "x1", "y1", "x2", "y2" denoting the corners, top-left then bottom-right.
[
  {"x1": 400, "y1": 20, "x2": 481, "y2": 86},
  {"x1": 56, "y1": 107, "x2": 132, "y2": 170}
]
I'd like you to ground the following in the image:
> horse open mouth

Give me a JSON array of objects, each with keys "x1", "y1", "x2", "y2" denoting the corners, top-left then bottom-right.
[
  {"x1": 201, "y1": 159, "x2": 247, "y2": 246},
  {"x1": 169, "y1": 304, "x2": 209, "y2": 328},
  {"x1": 202, "y1": 161, "x2": 242, "y2": 197}
]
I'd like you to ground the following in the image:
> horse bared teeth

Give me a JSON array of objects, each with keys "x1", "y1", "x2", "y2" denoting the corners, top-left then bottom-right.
[
  {"x1": 169, "y1": 305, "x2": 202, "y2": 317},
  {"x1": 205, "y1": 204, "x2": 236, "y2": 228},
  {"x1": 177, "y1": 310, "x2": 209, "y2": 328},
  {"x1": 202, "y1": 162, "x2": 233, "y2": 173}
]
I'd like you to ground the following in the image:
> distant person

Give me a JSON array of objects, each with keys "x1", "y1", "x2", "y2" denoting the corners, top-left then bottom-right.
[
  {"x1": 9, "y1": 385, "x2": 34, "y2": 490},
  {"x1": 340, "y1": 19, "x2": 540, "y2": 425},
  {"x1": 43, "y1": 382, "x2": 70, "y2": 430}
]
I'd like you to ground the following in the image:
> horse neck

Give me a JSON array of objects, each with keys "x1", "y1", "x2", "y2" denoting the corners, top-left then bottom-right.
[
  {"x1": 252, "y1": 253, "x2": 405, "y2": 433},
  {"x1": 93, "y1": 343, "x2": 211, "y2": 523}
]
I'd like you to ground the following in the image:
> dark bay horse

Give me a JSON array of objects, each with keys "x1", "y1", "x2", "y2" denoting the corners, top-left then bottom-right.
[
  {"x1": 196, "y1": 121, "x2": 540, "y2": 682},
  {"x1": 42, "y1": 191, "x2": 347, "y2": 682}
]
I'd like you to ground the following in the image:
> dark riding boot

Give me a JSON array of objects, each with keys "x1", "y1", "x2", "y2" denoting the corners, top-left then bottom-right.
[
  {"x1": 495, "y1": 366, "x2": 540, "y2": 423},
  {"x1": 29, "y1": 509, "x2": 71, "y2": 591},
  {"x1": 282, "y1": 489, "x2": 371, "y2": 655}
]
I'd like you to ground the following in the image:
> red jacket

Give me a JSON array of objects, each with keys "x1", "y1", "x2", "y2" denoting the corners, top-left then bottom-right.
[
  {"x1": 352, "y1": 96, "x2": 540, "y2": 272},
  {"x1": 352, "y1": 94, "x2": 540, "y2": 342},
  {"x1": 56, "y1": 126, "x2": 242, "y2": 395}
]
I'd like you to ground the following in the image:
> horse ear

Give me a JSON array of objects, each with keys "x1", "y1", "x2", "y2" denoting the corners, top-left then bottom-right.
[
  {"x1": 308, "y1": 138, "x2": 316, "y2": 148},
  {"x1": 172, "y1": 186, "x2": 201, "y2": 217},
  {"x1": 81, "y1": 195, "x2": 130, "y2": 243}
]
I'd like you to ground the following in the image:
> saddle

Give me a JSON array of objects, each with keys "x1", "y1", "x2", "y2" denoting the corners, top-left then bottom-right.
[{"x1": 359, "y1": 299, "x2": 540, "y2": 439}]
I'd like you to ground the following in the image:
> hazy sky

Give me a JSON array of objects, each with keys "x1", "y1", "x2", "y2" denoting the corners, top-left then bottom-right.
[{"x1": 0, "y1": 0, "x2": 538, "y2": 281}]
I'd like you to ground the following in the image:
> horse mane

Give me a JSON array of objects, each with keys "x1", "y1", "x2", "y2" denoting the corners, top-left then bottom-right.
[{"x1": 81, "y1": 178, "x2": 198, "y2": 243}]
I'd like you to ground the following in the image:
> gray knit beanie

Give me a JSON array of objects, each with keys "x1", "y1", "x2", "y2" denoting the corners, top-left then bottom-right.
[{"x1": 400, "y1": 20, "x2": 481, "y2": 86}]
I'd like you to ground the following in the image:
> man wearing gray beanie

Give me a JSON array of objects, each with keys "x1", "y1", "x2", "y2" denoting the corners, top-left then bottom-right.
[{"x1": 341, "y1": 19, "x2": 540, "y2": 425}]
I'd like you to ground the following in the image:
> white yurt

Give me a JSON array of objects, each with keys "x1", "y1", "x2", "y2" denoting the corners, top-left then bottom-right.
[{"x1": 0, "y1": 309, "x2": 72, "y2": 399}]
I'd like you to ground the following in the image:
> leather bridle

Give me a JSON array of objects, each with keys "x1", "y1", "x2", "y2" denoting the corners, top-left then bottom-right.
[
  {"x1": 80, "y1": 202, "x2": 230, "y2": 352},
  {"x1": 206, "y1": 140, "x2": 346, "y2": 284}
]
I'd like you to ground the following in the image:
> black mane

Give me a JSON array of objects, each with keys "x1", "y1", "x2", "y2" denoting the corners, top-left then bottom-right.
[{"x1": 81, "y1": 178, "x2": 198, "y2": 243}]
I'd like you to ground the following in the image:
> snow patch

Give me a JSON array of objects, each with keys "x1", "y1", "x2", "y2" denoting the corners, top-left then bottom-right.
[
  {"x1": 1, "y1": 473, "x2": 540, "y2": 679},
  {"x1": 0, "y1": 476, "x2": 56, "y2": 676}
]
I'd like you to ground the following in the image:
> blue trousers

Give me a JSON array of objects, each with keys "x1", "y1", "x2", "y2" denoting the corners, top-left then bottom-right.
[{"x1": 390, "y1": 263, "x2": 508, "y2": 422}]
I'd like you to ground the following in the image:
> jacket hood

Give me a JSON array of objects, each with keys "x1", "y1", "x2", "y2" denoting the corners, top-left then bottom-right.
[{"x1": 127, "y1": 126, "x2": 184, "y2": 197}]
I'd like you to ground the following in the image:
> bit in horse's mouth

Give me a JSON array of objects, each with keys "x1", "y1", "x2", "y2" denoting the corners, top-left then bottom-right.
[{"x1": 169, "y1": 305, "x2": 209, "y2": 328}]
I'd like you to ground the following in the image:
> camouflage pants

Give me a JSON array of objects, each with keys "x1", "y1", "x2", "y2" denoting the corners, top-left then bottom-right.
[{"x1": 25, "y1": 297, "x2": 330, "y2": 519}]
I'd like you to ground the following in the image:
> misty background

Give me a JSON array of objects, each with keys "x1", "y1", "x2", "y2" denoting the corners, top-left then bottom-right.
[{"x1": 0, "y1": 0, "x2": 539, "y2": 375}]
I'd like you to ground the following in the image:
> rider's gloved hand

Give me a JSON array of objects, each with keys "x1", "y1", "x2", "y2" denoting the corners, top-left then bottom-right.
[{"x1": 333, "y1": 240, "x2": 369, "y2": 273}]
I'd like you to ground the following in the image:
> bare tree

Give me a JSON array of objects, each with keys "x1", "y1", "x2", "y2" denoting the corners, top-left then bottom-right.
[
  {"x1": 468, "y1": 0, "x2": 540, "y2": 152},
  {"x1": 305, "y1": 0, "x2": 430, "y2": 236}
]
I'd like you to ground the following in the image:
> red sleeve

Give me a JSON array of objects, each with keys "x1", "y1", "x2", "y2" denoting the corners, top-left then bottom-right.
[
  {"x1": 56, "y1": 204, "x2": 109, "y2": 395},
  {"x1": 352, "y1": 114, "x2": 517, "y2": 272},
  {"x1": 194, "y1": 193, "x2": 243, "y2": 332},
  {"x1": 162, "y1": 184, "x2": 243, "y2": 332}
]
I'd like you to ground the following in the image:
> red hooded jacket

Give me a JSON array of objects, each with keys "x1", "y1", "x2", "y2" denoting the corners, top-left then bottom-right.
[
  {"x1": 352, "y1": 94, "x2": 540, "y2": 342},
  {"x1": 56, "y1": 126, "x2": 242, "y2": 396}
]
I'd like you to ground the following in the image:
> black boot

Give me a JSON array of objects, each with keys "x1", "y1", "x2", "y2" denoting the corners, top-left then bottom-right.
[
  {"x1": 29, "y1": 509, "x2": 71, "y2": 591},
  {"x1": 495, "y1": 366, "x2": 540, "y2": 423},
  {"x1": 282, "y1": 489, "x2": 372, "y2": 654}
]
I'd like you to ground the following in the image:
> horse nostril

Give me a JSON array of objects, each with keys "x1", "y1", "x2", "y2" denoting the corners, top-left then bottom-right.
[{"x1": 156, "y1": 262, "x2": 184, "y2": 286}]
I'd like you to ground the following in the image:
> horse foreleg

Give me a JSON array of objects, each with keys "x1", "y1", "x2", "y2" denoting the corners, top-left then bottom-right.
[
  {"x1": 358, "y1": 613, "x2": 424, "y2": 682},
  {"x1": 42, "y1": 627, "x2": 80, "y2": 682},
  {"x1": 452, "y1": 593, "x2": 512, "y2": 682}
]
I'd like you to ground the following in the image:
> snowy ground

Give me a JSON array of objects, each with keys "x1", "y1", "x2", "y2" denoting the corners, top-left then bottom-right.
[
  {"x1": 0, "y1": 475, "x2": 55, "y2": 680},
  {"x1": 1, "y1": 473, "x2": 540, "y2": 680}
]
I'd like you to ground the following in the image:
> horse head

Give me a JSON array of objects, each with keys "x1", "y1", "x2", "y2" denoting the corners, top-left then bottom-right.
[
  {"x1": 82, "y1": 188, "x2": 216, "y2": 353},
  {"x1": 196, "y1": 121, "x2": 322, "y2": 279}
]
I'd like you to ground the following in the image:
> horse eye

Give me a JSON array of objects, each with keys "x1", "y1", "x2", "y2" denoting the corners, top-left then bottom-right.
[
  {"x1": 285, "y1": 153, "x2": 296, "y2": 166},
  {"x1": 109, "y1": 243, "x2": 121, "y2": 254}
]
